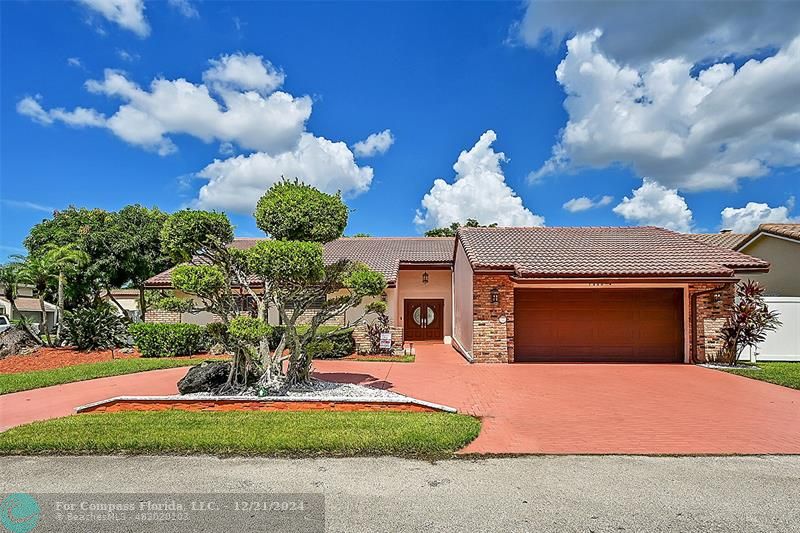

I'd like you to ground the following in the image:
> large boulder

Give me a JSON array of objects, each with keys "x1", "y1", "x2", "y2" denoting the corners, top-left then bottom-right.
[{"x1": 177, "y1": 361, "x2": 231, "y2": 394}]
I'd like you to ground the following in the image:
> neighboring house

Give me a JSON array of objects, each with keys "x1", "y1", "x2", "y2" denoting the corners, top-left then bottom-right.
[
  {"x1": 100, "y1": 288, "x2": 142, "y2": 322},
  {"x1": 690, "y1": 224, "x2": 800, "y2": 361},
  {"x1": 145, "y1": 227, "x2": 768, "y2": 364},
  {"x1": 0, "y1": 283, "x2": 57, "y2": 332}
]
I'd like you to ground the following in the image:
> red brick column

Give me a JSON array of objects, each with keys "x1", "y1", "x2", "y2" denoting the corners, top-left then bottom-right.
[
  {"x1": 688, "y1": 282, "x2": 735, "y2": 363},
  {"x1": 472, "y1": 274, "x2": 514, "y2": 363}
]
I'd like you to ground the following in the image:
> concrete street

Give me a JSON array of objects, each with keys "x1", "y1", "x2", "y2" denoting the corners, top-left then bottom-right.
[{"x1": 2, "y1": 455, "x2": 799, "y2": 532}]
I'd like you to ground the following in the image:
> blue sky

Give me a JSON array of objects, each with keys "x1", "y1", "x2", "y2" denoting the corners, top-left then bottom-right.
[{"x1": 1, "y1": 1, "x2": 798, "y2": 260}]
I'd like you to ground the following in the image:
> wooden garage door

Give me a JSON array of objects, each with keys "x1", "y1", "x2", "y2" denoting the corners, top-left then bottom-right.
[{"x1": 514, "y1": 288, "x2": 684, "y2": 363}]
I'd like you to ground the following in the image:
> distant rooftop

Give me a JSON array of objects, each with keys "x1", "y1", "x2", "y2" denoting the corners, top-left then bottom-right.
[{"x1": 145, "y1": 236, "x2": 454, "y2": 287}]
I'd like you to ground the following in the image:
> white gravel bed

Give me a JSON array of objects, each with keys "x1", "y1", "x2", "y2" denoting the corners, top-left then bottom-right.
[
  {"x1": 699, "y1": 363, "x2": 761, "y2": 370},
  {"x1": 182, "y1": 379, "x2": 408, "y2": 400}
]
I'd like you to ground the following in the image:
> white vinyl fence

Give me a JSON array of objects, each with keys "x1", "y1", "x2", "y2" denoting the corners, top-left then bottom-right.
[{"x1": 747, "y1": 297, "x2": 800, "y2": 362}]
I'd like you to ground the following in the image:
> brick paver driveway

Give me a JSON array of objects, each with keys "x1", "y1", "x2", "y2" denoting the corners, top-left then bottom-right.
[
  {"x1": 3, "y1": 344, "x2": 799, "y2": 454},
  {"x1": 314, "y1": 343, "x2": 800, "y2": 454}
]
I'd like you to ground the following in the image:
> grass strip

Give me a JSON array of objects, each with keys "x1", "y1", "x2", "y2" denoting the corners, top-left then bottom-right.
[{"x1": 0, "y1": 411, "x2": 481, "y2": 458}]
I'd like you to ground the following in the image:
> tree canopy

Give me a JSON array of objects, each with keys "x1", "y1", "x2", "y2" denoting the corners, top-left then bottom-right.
[
  {"x1": 424, "y1": 218, "x2": 497, "y2": 237},
  {"x1": 255, "y1": 180, "x2": 348, "y2": 243}
]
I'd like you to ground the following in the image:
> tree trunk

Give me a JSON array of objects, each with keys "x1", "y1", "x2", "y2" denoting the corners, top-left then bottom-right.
[
  {"x1": 56, "y1": 271, "x2": 65, "y2": 339},
  {"x1": 38, "y1": 295, "x2": 52, "y2": 347},
  {"x1": 106, "y1": 288, "x2": 132, "y2": 323},
  {"x1": 138, "y1": 286, "x2": 147, "y2": 322}
]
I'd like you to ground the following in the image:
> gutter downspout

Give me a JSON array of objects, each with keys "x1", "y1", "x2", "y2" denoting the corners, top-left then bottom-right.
[{"x1": 690, "y1": 284, "x2": 728, "y2": 364}]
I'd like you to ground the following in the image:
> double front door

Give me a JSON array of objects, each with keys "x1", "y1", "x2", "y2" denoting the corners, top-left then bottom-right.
[{"x1": 404, "y1": 299, "x2": 444, "y2": 341}]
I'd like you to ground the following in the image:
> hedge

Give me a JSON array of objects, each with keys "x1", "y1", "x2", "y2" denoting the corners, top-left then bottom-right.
[{"x1": 128, "y1": 323, "x2": 208, "y2": 357}]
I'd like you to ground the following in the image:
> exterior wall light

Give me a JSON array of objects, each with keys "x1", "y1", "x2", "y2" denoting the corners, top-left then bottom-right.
[
  {"x1": 422, "y1": 271, "x2": 429, "y2": 284},
  {"x1": 490, "y1": 288, "x2": 500, "y2": 304}
]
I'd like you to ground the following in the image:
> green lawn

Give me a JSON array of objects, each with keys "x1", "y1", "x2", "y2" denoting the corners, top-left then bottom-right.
[
  {"x1": 0, "y1": 411, "x2": 481, "y2": 458},
  {"x1": 0, "y1": 357, "x2": 221, "y2": 395},
  {"x1": 720, "y1": 362, "x2": 800, "y2": 390}
]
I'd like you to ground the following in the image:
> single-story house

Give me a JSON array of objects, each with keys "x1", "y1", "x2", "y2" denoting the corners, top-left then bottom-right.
[
  {"x1": 689, "y1": 223, "x2": 799, "y2": 361},
  {"x1": 0, "y1": 283, "x2": 57, "y2": 332},
  {"x1": 145, "y1": 226, "x2": 769, "y2": 364}
]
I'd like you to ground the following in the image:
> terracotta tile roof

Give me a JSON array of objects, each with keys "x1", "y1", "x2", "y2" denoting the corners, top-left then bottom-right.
[
  {"x1": 457, "y1": 226, "x2": 769, "y2": 279},
  {"x1": 752, "y1": 223, "x2": 800, "y2": 242},
  {"x1": 685, "y1": 232, "x2": 748, "y2": 250},
  {"x1": 101, "y1": 288, "x2": 141, "y2": 298},
  {"x1": 145, "y1": 237, "x2": 454, "y2": 287},
  {"x1": 324, "y1": 237, "x2": 454, "y2": 284}
]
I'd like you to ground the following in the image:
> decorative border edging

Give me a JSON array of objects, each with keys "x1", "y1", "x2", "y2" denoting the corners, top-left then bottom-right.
[{"x1": 75, "y1": 395, "x2": 457, "y2": 414}]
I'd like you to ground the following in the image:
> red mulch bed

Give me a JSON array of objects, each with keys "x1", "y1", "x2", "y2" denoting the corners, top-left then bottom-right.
[{"x1": 0, "y1": 347, "x2": 144, "y2": 374}]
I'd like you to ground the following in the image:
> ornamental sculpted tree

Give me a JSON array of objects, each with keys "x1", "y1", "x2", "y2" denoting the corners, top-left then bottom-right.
[{"x1": 161, "y1": 180, "x2": 386, "y2": 391}]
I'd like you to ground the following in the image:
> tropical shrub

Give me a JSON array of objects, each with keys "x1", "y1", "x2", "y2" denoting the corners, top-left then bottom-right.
[
  {"x1": 719, "y1": 280, "x2": 782, "y2": 364},
  {"x1": 62, "y1": 303, "x2": 129, "y2": 351},
  {"x1": 128, "y1": 323, "x2": 207, "y2": 357}
]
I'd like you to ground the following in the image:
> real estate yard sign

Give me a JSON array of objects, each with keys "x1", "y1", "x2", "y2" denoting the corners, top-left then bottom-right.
[{"x1": 379, "y1": 332, "x2": 392, "y2": 350}]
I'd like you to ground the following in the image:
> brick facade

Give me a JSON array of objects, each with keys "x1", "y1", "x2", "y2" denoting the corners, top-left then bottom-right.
[
  {"x1": 688, "y1": 282, "x2": 736, "y2": 363},
  {"x1": 143, "y1": 309, "x2": 181, "y2": 323},
  {"x1": 472, "y1": 274, "x2": 515, "y2": 363},
  {"x1": 469, "y1": 275, "x2": 736, "y2": 364},
  {"x1": 353, "y1": 324, "x2": 403, "y2": 355}
]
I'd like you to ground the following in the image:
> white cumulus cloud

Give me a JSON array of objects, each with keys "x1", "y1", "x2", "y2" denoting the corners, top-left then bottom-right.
[
  {"x1": 78, "y1": 0, "x2": 149, "y2": 37},
  {"x1": 16, "y1": 96, "x2": 106, "y2": 128},
  {"x1": 415, "y1": 130, "x2": 544, "y2": 229},
  {"x1": 202, "y1": 53, "x2": 285, "y2": 95},
  {"x1": 533, "y1": 30, "x2": 800, "y2": 192},
  {"x1": 613, "y1": 179, "x2": 693, "y2": 232},
  {"x1": 720, "y1": 200, "x2": 798, "y2": 233},
  {"x1": 515, "y1": 0, "x2": 800, "y2": 65},
  {"x1": 18, "y1": 52, "x2": 385, "y2": 212},
  {"x1": 353, "y1": 129, "x2": 395, "y2": 157},
  {"x1": 195, "y1": 133, "x2": 373, "y2": 213},
  {"x1": 79, "y1": 59, "x2": 310, "y2": 155},
  {"x1": 563, "y1": 195, "x2": 613, "y2": 213}
]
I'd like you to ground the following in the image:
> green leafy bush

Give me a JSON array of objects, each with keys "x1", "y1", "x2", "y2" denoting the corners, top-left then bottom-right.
[
  {"x1": 62, "y1": 303, "x2": 129, "y2": 351},
  {"x1": 128, "y1": 323, "x2": 207, "y2": 357},
  {"x1": 228, "y1": 316, "x2": 271, "y2": 346},
  {"x1": 205, "y1": 322, "x2": 229, "y2": 346},
  {"x1": 306, "y1": 339, "x2": 335, "y2": 359},
  {"x1": 268, "y1": 325, "x2": 354, "y2": 359}
]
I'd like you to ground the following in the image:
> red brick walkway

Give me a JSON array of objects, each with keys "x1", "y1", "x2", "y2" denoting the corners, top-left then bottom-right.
[
  {"x1": 313, "y1": 343, "x2": 800, "y2": 454},
  {"x1": 2, "y1": 344, "x2": 799, "y2": 454}
]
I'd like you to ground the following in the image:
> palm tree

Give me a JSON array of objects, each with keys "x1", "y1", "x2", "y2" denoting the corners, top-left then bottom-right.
[
  {"x1": 0, "y1": 262, "x2": 43, "y2": 343},
  {"x1": 42, "y1": 244, "x2": 89, "y2": 338},
  {"x1": 15, "y1": 254, "x2": 56, "y2": 346}
]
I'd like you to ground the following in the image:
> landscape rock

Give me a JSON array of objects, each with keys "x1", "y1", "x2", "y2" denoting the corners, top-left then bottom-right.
[
  {"x1": 177, "y1": 361, "x2": 231, "y2": 394},
  {"x1": 0, "y1": 327, "x2": 39, "y2": 359}
]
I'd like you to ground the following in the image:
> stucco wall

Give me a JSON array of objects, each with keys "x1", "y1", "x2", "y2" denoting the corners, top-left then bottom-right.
[
  {"x1": 395, "y1": 268, "x2": 453, "y2": 338},
  {"x1": 452, "y1": 240, "x2": 474, "y2": 353},
  {"x1": 344, "y1": 289, "x2": 395, "y2": 326},
  {"x1": 740, "y1": 235, "x2": 800, "y2": 296}
]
